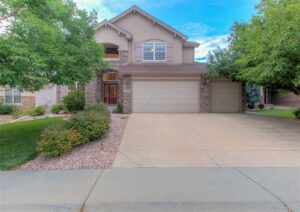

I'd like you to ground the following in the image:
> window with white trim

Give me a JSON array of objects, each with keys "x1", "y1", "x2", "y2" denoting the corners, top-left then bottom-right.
[
  {"x1": 5, "y1": 88, "x2": 21, "y2": 104},
  {"x1": 143, "y1": 41, "x2": 166, "y2": 61}
]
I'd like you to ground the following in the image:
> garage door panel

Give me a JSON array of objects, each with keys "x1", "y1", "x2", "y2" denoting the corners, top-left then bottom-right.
[
  {"x1": 132, "y1": 81, "x2": 199, "y2": 113},
  {"x1": 210, "y1": 81, "x2": 241, "y2": 113}
]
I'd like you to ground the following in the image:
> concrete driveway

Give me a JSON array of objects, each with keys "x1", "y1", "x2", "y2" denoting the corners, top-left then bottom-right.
[{"x1": 113, "y1": 113, "x2": 300, "y2": 167}]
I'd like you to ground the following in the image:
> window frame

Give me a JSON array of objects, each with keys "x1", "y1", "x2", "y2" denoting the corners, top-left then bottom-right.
[
  {"x1": 4, "y1": 88, "x2": 22, "y2": 104},
  {"x1": 142, "y1": 41, "x2": 166, "y2": 62}
]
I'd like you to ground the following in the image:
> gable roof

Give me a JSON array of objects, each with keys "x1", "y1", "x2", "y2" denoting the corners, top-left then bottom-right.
[
  {"x1": 97, "y1": 20, "x2": 132, "y2": 40},
  {"x1": 109, "y1": 5, "x2": 188, "y2": 40}
]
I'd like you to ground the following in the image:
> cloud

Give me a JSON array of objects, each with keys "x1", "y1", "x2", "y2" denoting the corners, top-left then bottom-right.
[
  {"x1": 177, "y1": 22, "x2": 213, "y2": 39},
  {"x1": 73, "y1": 0, "x2": 116, "y2": 20},
  {"x1": 194, "y1": 35, "x2": 229, "y2": 62}
]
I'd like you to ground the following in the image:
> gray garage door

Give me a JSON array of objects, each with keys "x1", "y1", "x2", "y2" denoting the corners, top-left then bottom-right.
[
  {"x1": 210, "y1": 80, "x2": 241, "y2": 113},
  {"x1": 132, "y1": 80, "x2": 199, "y2": 113}
]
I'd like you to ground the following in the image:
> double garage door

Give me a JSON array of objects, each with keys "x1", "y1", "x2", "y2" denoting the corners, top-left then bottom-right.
[
  {"x1": 131, "y1": 79, "x2": 241, "y2": 113},
  {"x1": 132, "y1": 80, "x2": 199, "y2": 113}
]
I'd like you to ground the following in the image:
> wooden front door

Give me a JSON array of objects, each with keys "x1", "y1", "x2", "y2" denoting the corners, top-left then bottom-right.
[{"x1": 104, "y1": 84, "x2": 118, "y2": 105}]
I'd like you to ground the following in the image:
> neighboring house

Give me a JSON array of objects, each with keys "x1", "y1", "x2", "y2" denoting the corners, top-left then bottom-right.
[
  {"x1": 85, "y1": 6, "x2": 244, "y2": 113},
  {"x1": 260, "y1": 88, "x2": 300, "y2": 108},
  {"x1": 0, "y1": 85, "x2": 69, "y2": 109}
]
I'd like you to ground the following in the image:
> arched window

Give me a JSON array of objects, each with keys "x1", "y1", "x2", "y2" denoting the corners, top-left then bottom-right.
[
  {"x1": 143, "y1": 40, "x2": 166, "y2": 61},
  {"x1": 103, "y1": 73, "x2": 119, "y2": 81}
]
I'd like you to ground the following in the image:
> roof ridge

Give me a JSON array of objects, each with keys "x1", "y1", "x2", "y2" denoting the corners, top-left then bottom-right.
[
  {"x1": 97, "y1": 20, "x2": 132, "y2": 40},
  {"x1": 109, "y1": 5, "x2": 188, "y2": 40}
]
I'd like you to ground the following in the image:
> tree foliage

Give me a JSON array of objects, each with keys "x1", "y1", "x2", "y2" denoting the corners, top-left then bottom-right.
[
  {"x1": 0, "y1": 0, "x2": 106, "y2": 91},
  {"x1": 208, "y1": 0, "x2": 300, "y2": 95}
]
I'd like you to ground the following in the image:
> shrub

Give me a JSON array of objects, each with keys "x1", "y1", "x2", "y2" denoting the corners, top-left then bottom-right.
[
  {"x1": 0, "y1": 103, "x2": 16, "y2": 115},
  {"x1": 258, "y1": 104, "x2": 265, "y2": 109},
  {"x1": 51, "y1": 104, "x2": 65, "y2": 114},
  {"x1": 114, "y1": 103, "x2": 122, "y2": 113},
  {"x1": 36, "y1": 129, "x2": 81, "y2": 157},
  {"x1": 63, "y1": 90, "x2": 85, "y2": 113},
  {"x1": 84, "y1": 103, "x2": 111, "y2": 118},
  {"x1": 294, "y1": 108, "x2": 300, "y2": 119},
  {"x1": 247, "y1": 103, "x2": 254, "y2": 110},
  {"x1": 67, "y1": 111, "x2": 109, "y2": 144},
  {"x1": 29, "y1": 106, "x2": 46, "y2": 116}
]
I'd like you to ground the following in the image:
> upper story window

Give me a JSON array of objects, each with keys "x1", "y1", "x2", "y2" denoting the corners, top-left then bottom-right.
[
  {"x1": 5, "y1": 88, "x2": 21, "y2": 104},
  {"x1": 143, "y1": 41, "x2": 166, "y2": 61}
]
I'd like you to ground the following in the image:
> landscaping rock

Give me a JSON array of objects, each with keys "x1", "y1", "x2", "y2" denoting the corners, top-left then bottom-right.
[{"x1": 19, "y1": 115, "x2": 128, "y2": 170}]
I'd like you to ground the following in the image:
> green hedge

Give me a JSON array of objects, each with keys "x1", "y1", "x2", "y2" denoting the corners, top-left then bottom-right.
[
  {"x1": 36, "y1": 129, "x2": 81, "y2": 157},
  {"x1": 63, "y1": 90, "x2": 85, "y2": 113},
  {"x1": 0, "y1": 103, "x2": 16, "y2": 115}
]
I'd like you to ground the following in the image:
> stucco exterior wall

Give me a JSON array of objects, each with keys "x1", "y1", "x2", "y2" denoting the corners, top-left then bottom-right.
[
  {"x1": 95, "y1": 27, "x2": 129, "y2": 51},
  {"x1": 182, "y1": 47, "x2": 195, "y2": 64},
  {"x1": 113, "y1": 12, "x2": 183, "y2": 64}
]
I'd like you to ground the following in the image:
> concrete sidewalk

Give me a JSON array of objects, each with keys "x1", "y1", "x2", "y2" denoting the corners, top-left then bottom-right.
[{"x1": 1, "y1": 168, "x2": 300, "y2": 212}]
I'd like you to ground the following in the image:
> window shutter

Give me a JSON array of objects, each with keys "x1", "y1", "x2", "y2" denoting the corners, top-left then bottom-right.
[
  {"x1": 135, "y1": 42, "x2": 143, "y2": 63},
  {"x1": 166, "y1": 42, "x2": 173, "y2": 62}
]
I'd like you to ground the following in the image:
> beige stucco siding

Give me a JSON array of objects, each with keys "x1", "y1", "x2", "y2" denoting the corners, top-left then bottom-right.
[
  {"x1": 182, "y1": 47, "x2": 195, "y2": 64},
  {"x1": 113, "y1": 12, "x2": 183, "y2": 64},
  {"x1": 95, "y1": 27, "x2": 129, "y2": 51}
]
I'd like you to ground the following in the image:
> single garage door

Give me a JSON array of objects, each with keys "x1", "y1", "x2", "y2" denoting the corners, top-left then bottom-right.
[
  {"x1": 210, "y1": 80, "x2": 241, "y2": 113},
  {"x1": 132, "y1": 80, "x2": 199, "y2": 113}
]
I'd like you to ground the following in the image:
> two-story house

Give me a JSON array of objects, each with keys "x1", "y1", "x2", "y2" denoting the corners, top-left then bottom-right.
[{"x1": 85, "y1": 6, "x2": 244, "y2": 113}]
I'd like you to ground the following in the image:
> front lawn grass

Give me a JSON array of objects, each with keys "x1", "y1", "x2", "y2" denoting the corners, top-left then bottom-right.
[
  {"x1": 255, "y1": 108, "x2": 296, "y2": 119},
  {"x1": 0, "y1": 118, "x2": 65, "y2": 170}
]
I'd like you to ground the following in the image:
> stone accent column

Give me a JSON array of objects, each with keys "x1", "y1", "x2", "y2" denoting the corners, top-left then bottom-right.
[
  {"x1": 118, "y1": 76, "x2": 123, "y2": 107},
  {"x1": 122, "y1": 75, "x2": 132, "y2": 114},
  {"x1": 85, "y1": 74, "x2": 101, "y2": 104},
  {"x1": 200, "y1": 75, "x2": 209, "y2": 113},
  {"x1": 241, "y1": 82, "x2": 246, "y2": 111},
  {"x1": 119, "y1": 50, "x2": 129, "y2": 65}
]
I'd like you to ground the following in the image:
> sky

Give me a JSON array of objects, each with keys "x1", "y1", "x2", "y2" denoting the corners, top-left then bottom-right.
[{"x1": 73, "y1": 0, "x2": 260, "y2": 61}]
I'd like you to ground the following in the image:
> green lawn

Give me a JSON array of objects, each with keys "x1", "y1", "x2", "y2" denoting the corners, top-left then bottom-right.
[
  {"x1": 255, "y1": 108, "x2": 296, "y2": 119},
  {"x1": 0, "y1": 118, "x2": 64, "y2": 170}
]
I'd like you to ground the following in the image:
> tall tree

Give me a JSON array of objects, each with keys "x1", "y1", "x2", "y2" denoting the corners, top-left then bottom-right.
[
  {"x1": 233, "y1": 0, "x2": 300, "y2": 94},
  {"x1": 208, "y1": 0, "x2": 300, "y2": 95},
  {"x1": 0, "y1": 0, "x2": 106, "y2": 91}
]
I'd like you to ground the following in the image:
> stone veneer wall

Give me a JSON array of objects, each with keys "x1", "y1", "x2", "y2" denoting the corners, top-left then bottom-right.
[
  {"x1": 85, "y1": 74, "x2": 102, "y2": 104},
  {"x1": 200, "y1": 75, "x2": 209, "y2": 112},
  {"x1": 122, "y1": 75, "x2": 132, "y2": 114},
  {"x1": 85, "y1": 50, "x2": 129, "y2": 107}
]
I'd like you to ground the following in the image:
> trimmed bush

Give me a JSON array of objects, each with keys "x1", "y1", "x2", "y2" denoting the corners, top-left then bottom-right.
[
  {"x1": 114, "y1": 103, "x2": 122, "y2": 113},
  {"x1": 63, "y1": 90, "x2": 85, "y2": 113},
  {"x1": 294, "y1": 108, "x2": 300, "y2": 119},
  {"x1": 84, "y1": 103, "x2": 111, "y2": 118},
  {"x1": 67, "y1": 111, "x2": 110, "y2": 144},
  {"x1": 51, "y1": 104, "x2": 65, "y2": 114},
  {"x1": 29, "y1": 106, "x2": 46, "y2": 116},
  {"x1": 0, "y1": 103, "x2": 16, "y2": 115},
  {"x1": 258, "y1": 104, "x2": 265, "y2": 109},
  {"x1": 36, "y1": 129, "x2": 81, "y2": 157}
]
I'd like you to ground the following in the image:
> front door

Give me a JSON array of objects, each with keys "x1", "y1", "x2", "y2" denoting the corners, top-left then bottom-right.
[{"x1": 104, "y1": 84, "x2": 118, "y2": 105}]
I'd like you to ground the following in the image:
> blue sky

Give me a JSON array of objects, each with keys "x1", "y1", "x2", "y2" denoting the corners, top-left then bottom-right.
[{"x1": 74, "y1": 0, "x2": 260, "y2": 61}]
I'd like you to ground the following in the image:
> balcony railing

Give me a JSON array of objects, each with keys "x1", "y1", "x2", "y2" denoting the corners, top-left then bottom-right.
[{"x1": 104, "y1": 54, "x2": 119, "y2": 59}]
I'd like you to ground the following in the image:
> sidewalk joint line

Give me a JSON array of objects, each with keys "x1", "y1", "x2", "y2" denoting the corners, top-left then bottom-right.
[
  {"x1": 118, "y1": 150, "x2": 143, "y2": 167},
  {"x1": 80, "y1": 170, "x2": 104, "y2": 212},
  {"x1": 234, "y1": 167, "x2": 293, "y2": 212}
]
